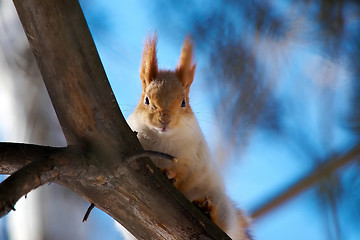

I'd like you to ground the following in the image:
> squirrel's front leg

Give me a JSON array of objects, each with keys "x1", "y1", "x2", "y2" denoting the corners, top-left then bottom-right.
[{"x1": 160, "y1": 168, "x2": 179, "y2": 188}]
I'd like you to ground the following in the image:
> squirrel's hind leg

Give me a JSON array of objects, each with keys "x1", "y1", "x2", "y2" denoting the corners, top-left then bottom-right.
[{"x1": 192, "y1": 197, "x2": 224, "y2": 230}]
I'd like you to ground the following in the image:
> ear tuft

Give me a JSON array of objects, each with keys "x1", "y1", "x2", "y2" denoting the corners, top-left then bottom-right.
[
  {"x1": 176, "y1": 36, "x2": 196, "y2": 91},
  {"x1": 140, "y1": 33, "x2": 158, "y2": 89}
]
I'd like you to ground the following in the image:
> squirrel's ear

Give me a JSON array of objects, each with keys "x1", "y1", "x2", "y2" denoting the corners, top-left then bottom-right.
[
  {"x1": 176, "y1": 36, "x2": 196, "y2": 92},
  {"x1": 140, "y1": 33, "x2": 158, "y2": 89}
]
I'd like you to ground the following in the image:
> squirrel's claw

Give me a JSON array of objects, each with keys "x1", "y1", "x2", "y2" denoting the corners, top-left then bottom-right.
[
  {"x1": 192, "y1": 197, "x2": 218, "y2": 224},
  {"x1": 160, "y1": 168, "x2": 178, "y2": 187}
]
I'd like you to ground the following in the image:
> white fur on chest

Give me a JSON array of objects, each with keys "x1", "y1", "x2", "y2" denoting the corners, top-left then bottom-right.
[{"x1": 127, "y1": 113, "x2": 210, "y2": 170}]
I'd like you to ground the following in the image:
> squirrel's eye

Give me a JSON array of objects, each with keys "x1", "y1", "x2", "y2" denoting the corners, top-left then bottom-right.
[
  {"x1": 181, "y1": 99, "x2": 186, "y2": 108},
  {"x1": 144, "y1": 96, "x2": 150, "y2": 105}
]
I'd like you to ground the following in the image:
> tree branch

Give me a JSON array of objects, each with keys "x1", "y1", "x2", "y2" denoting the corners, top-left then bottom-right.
[
  {"x1": 10, "y1": 0, "x2": 231, "y2": 238},
  {"x1": 0, "y1": 142, "x2": 65, "y2": 174},
  {"x1": 0, "y1": 144, "x2": 88, "y2": 217},
  {"x1": 251, "y1": 143, "x2": 360, "y2": 219},
  {"x1": 0, "y1": 156, "x2": 58, "y2": 217},
  {"x1": 12, "y1": 0, "x2": 134, "y2": 146}
]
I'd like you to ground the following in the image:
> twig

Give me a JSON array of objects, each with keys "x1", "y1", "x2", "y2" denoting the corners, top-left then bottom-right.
[
  {"x1": 125, "y1": 150, "x2": 177, "y2": 164},
  {"x1": 251, "y1": 143, "x2": 360, "y2": 219},
  {"x1": 82, "y1": 203, "x2": 95, "y2": 222}
]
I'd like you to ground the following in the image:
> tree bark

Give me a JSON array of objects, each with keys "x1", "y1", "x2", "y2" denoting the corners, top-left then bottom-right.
[{"x1": 0, "y1": 0, "x2": 231, "y2": 239}]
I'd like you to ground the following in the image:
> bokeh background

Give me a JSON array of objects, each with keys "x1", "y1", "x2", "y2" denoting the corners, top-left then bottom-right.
[{"x1": 0, "y1": 0, "x2": 359, "y2": 239}]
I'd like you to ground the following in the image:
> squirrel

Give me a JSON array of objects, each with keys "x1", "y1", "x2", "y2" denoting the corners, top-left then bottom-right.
[{"x1": 122, "y1": 33, "x2": 252, "y2": 240}]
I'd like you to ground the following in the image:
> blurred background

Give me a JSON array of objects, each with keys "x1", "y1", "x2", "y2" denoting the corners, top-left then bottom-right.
[{"x1": 0, "y1": 0, "x2": 359, "y2": 239}]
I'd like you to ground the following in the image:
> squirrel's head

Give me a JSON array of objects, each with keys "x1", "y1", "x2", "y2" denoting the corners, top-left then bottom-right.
[{"x1": 137, "y1": 33, "x2": 196, "y2": 134}]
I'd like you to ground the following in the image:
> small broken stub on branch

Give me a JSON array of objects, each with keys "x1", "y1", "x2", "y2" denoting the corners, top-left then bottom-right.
[{"x1": 82, "y1": 203, "x2": 95, "y2": 222}]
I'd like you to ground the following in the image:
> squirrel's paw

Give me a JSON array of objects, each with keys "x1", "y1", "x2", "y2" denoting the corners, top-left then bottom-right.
[
  {"x1": 160, "y1": 168, "x2": 178, "y2": 187},
  {"x1": 192, "y1": 197, "x2": 218, "y2": 225}
]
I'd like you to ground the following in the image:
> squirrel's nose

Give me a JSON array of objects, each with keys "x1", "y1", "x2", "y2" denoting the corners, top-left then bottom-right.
[
  {"x1": 159, "y1": 119, "x2": 170, "y2": 125},
  {"x1": 158, "y1": 113, "x2": 170, "y2": 126}
]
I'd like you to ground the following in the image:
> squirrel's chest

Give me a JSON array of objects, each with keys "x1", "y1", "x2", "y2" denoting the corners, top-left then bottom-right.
[
  {"x1": 140, "y1": 131, "x2": 200, "y2": 165},
  {"x1": 127, "y1": 114, "x2": 208, "y2": 169}
]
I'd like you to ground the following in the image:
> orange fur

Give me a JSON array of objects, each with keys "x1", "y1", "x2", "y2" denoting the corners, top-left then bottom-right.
[
  {"x1": 176, "y1": 36, "x2": 196, "y2": 94},
  {"x1": 140, "y1": 33, "x2": 158, "y2": 88},
  {"x1": 193, "y1": 197, "x2": 226, "y2": 230}
]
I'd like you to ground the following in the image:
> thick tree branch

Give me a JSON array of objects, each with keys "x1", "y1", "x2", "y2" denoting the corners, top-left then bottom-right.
[
  {"x1": 0, "y1": 142, "x2": 65, "y2": 174},
  {"x1": 0, "y1": 144, "x2": 86, "y2": 217},
  {"x1": 12, "y1": 0, "x2": 135, "y2": 147},
  {"x1": 251, "y1": 143, "x2": 360, "y2": 219},
  {"x1": 9, "y1": 0, "x2": 230, "y2": 239},
  {"x1": 0, "y1": 156, "x2": 58, "y2": 217},
  {"x1": 0, "y1": 142, "x2": 179, "y2": 222}
]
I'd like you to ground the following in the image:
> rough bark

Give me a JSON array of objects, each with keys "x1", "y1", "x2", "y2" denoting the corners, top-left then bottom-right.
[{"x1": 0, "y1": 0, "x2": 231, "y2": 239}]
